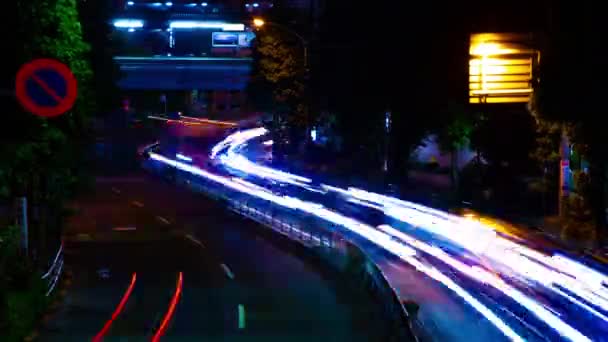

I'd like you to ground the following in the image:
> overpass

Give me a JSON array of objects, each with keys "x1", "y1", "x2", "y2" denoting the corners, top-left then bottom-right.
[{"x1": 115, "y1": 56, "x2": 252, "y2": 90}]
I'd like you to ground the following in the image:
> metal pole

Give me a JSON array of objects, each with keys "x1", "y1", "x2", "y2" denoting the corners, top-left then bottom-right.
[{"x1": 20, "y1": 197, "x2": 28, "y2": 256}]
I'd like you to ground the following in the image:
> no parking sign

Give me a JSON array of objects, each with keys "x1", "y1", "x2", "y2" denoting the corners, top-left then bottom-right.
[{"x1": 15, "y1": 59, "x2": 78, "y2": 118}]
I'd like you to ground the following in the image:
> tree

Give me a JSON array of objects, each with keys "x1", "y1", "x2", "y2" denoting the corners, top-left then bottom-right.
[
  {"x1": 435, "y1": 103, "x2": 475, "y2": 194},
  {"x1": 249, "y1": 25, "x2": 308, "y2": 161},
  {"x1": 532, "y1": 3, "x2": 607, "y2": 239},
  {"x1": 6, "y1": 0, "x2": 96, "y2": 259}
]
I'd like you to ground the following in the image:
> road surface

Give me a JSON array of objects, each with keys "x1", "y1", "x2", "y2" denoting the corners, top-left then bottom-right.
[
  {"x1": 145, "y1": 123, "x2": 608, "y2": 341},
  {"x1": 39, "y1": 172, "x2": 381, "y2": 341}
]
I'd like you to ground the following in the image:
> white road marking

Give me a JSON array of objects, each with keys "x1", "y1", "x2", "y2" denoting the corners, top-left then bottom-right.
[
  {"x1": 185, "y1": 234, "x2": 205, "y2": 248},
  {"x1": 111, "y1": 187, "x2": 121, "y2": 194},
  {"x1": 112, "y1": 226, "x2": 137, "y2": 231},
  {"x1": 221, "y1": 263, "x2": 235, "y2": 280},
  {"x1": 156, "y1": 216, "x2": 171, "y2": 225},
  {"x1": 238, "y1": 304, "x2": 245, "y2": 329},
  {"x1": 131, "y1": 201, "x2": 144, "y2": 208}
]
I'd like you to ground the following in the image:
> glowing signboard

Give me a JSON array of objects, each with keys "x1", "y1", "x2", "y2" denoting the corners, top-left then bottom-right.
[
  {"x1": 212, "y1": 32, "x2": 255, "y2": 47},
  {"x1": 469, "y1": 33, "x2": 538, "y2": 104}
]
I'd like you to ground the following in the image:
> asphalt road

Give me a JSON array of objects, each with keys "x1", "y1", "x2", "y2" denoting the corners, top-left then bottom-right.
[
  {"x1": 38, "y1": 172, "x2": 380, "y2": 341},
  {"x1": 197, "y1": 126, "x2": 608, "y2": 341}
]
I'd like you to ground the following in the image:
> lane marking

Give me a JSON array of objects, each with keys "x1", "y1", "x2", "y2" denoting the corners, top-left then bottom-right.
[
  {"x1": 185, "y1": 234, "x2": 205, "y2": 248},
  {"x1": 221, "y1": 263, "x2": 234, "y2": 280},
  {"x1": 111, "y1": 187, "x2": 121, "y2": 195},
  {"x1": 152, "y1": 272, "x2": 183, "y2": 342},
  {"x1": 156, "y1": 216, "x2": 171, "y2": 225},
  {"x1": 238, "y1": 304, "x2": 246, "y2": 329},
  {"x1": 92, "y1": 273, "x2": 137, "y2": 342},
  {"x1": 131, "y1": 201, "x2": 144, "y2": 208},
  {"x1": 112, "y1": 226, "x2": 137, "y2": 231}
]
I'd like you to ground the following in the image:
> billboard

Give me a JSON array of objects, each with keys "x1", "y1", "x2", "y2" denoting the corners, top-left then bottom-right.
[
  {"x1": 469, "y1": 33, "x2": 538, "y2": 104},
  {"x1": 212, "y1": 32, "x2": 255, "y2": 47}
]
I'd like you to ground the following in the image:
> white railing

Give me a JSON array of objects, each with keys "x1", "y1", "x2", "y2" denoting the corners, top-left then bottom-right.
[{"x1": 41, "y1": 243, "x2": 64, "y2": 296}]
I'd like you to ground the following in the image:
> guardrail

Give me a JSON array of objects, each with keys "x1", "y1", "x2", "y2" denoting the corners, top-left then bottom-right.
[
  {"x1": 143, "y1": 155, "x2": 420, "y2": 341},
  {"x1": 41, "y1": 243, "x2": 64, "y2": 296}
]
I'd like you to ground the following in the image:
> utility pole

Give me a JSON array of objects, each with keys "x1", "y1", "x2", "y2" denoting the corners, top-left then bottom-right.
[{"x1": 558, "y1": 128, "x2": 570, "y2": 217}]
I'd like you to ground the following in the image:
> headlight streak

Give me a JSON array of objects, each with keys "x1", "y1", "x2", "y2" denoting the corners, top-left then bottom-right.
[
  {"x1": 149, "y1": 152, "x2": 520, "y2": 340},
  {"x1": 340, "y1": 184, "x2": 608, "y2": 316},
  {"x1": 377, "y1": 225, "x2": 592, "y2": 342},
  {"x1": 199, "y1": 126, "x2": 608, "y2": 340}
]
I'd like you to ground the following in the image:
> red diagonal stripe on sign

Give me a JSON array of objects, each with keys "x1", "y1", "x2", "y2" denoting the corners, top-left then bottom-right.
[{"x1": 30, "y1": 73, "x2": 63, "y2": 103}]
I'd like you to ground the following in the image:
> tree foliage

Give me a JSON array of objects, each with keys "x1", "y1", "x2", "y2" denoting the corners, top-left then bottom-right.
[
  {"x1": 531, "y1": 3, "x2": 607, "y2": 234},
  {"x1": 3, "y1": 0, "x2": 97, "y2": 262},
  {"x1": 249, "y1": 25, "x2": 308, "y2": 157}
]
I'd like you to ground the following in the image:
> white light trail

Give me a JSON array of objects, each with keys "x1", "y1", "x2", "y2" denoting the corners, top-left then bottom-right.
[
  {"x1": 113, "y1": 19, "x2": 144, "y2": 28},
  {"x1": 176, "y1": 153, "x2": 192, "y2": 162},
  {"x1": 207, "y1": 127, "x2": 608, "y2": 339},
  {"x1": 378, "y1": 225, "x2": 592, "y2": 341},
  {"x1": 149, "y1": 151, "x2": 520, "y2": 340}
]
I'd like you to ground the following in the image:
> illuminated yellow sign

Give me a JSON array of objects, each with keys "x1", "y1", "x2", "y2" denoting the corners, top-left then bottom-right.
[{"x1": 469, "y1": 33, "x2": 538, "y2": 104}]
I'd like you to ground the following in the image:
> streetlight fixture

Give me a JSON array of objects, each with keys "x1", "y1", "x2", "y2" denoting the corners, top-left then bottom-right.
[
  {"x1": 253, "y1": 18, "x2": 265, "y2": 28},
  {"x1": 252, "y1": 17, "x2": 308, "y2": 70},
  {"x1": 253, "y1": 17, "x2": 312, "y2": 151}
]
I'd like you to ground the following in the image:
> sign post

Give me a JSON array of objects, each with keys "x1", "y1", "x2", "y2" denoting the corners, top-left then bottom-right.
[{"x1": 15, "y1": 197, "x2": 28, "y2": 256}]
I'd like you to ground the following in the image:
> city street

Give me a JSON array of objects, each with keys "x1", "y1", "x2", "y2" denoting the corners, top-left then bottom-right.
[
  {"x1": 38, "y1": 172, "x2": 378, "y2": 341},
  {"x1": 146, "y1": 124, "x2": 608, "y2": 341}
]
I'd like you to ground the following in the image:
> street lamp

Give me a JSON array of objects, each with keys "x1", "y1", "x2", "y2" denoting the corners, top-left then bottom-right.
[{"x1": 252, "y1": 17, "x2": 308, "y2": 70}]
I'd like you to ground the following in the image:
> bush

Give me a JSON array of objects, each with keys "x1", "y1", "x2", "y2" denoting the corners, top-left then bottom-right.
[
  {"x1": 0, "y1": 226, "x2": 49, "y2": 341},
  {"x1": 3, "y1": 275, "x2": 48, "y2": 342},
  {"x1": 561, "y1": 194, "x2": 597, "y2": 245}
]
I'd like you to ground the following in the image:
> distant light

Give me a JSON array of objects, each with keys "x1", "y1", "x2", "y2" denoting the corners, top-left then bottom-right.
[
  {"x1": 169, "y1": 21, "x2": 245, "y2": 31},
  {"x1": 165, "y1": 1, "x2": 173, "y2": 6},
  {"x1": 127, "y1": 1, "x2": 134, "y2": 5},
  {"x1": 186, "y1": 3, "x2": 197, "y2": 6},
  {"x1": 176, "y1": 153, "x2": 193, "y2": 162},
  {"x1": 128, "y1": 28, "x2": 135, "y2": 32},
  {"x1": 310, "y1": 128, "x2": 317, "y2": 142},
  {"x1": 253, "y1": 3, "x2": 259, "y2": 7},
  {"x1": 151, "y1": 2, "x2": 162, "y2": 6},
  {"x1": 263, "y1": 140, "x2": 273, "y2": 146},
  {"x1": 245, "y1": 3, "x2": 250, "y2": 7},
  {"x1": 113, "y1": 19, "x2": 144, "y2": 28},
  {"x1": 252, "y1": 18, "x2": 265, "y2": 27},
  {"x1": 201, "y1": 2, "x2": 208, "y2": 6},
  {"x1": 166, "y1": 28, "x2": 172, "y2": 31}
]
